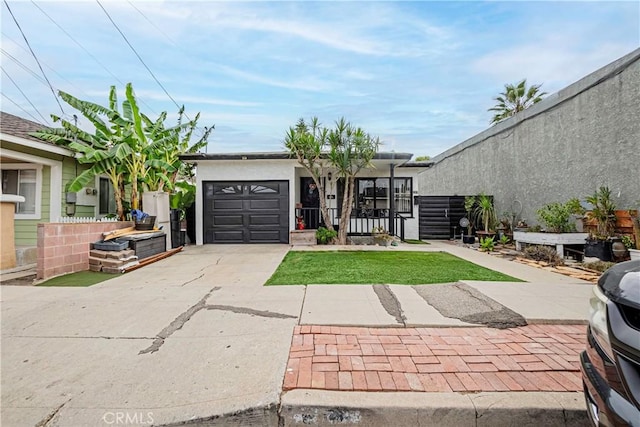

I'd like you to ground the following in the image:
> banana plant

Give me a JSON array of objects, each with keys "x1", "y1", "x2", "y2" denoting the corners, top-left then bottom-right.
[{"x1": 31, "y1": 86, "x2": 132, "y2": 219}]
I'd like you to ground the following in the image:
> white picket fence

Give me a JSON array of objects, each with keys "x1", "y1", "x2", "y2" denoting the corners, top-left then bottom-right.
[{"x1": 55, "y1": 217, "x2": 119, "y2": 223}]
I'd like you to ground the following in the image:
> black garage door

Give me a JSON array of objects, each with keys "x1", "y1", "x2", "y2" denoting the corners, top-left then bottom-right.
[{"x1": 203, "y1": 181, "x2": 289, "y2": 244}]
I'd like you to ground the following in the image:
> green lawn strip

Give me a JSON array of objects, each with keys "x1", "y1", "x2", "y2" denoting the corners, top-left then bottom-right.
[
  {"x1": 38, "y1": 271, "x2": 116, "y2": 287},
  {"x1": 265, "y1": 251, "x2": 521, "y2": 285}
]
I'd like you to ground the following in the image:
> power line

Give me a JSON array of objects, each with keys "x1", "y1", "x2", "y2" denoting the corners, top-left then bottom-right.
[
  {"x1": 2, "y1": 68, "x2": 50, "y2": 123},
  {"x1": 126, "y1": 1, "x2": 176, "y2": 46},
  {"x1": 28, "y1": 1, "x2": 158, "y2": 116},
  {"x1": 29, "y1": 1, "x2": 126, "y2": 88},
  {"x1": 2, "y1": 36, "x2": 90, "y2": 99},
  {"x1": 96, "y1": 0, "x2": 189, "y2": 120},
  {"x1": 3, "y1": 0, "x2": 65, "y2": 115},
  {"x1": 1, "y1": 47, "x2": 47, "y2": 85},
  {"x1": 1, "y1": 92, "x2": 47, "y2": 125}
]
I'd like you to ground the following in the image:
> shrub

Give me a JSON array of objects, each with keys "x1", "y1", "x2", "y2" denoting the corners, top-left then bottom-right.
[
  {"x1": 536, "y1": 198, "x2": 583, "y2": 233},
  {"x1": 498, "y1": 234, "x2": 510, "y2": 245},
  {"x1": 479, "y1": 236, "x2": 495, "y2": 251},
  {"x1": 582, "y1": 260, "x2": 615, "y2": 273},
  {"x1": 316, "y1": 227, "x2": 337, "y2": 245},
  {"x1": 523, "y1": 245, "x2": 564, "y2": 266}
]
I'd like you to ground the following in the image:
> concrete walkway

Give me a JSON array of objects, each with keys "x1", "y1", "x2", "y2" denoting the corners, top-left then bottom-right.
[{"x1": 0, "y1": 242, "x2": 594, "y2": 426}]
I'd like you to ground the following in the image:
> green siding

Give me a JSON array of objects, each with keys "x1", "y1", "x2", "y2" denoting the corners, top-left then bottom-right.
[{"x1": 14, "y1": 166, "x2": 51, "y2": 246}]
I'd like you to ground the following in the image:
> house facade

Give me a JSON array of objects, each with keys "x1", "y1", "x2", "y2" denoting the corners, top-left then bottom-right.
[
  {"x1": 0, "y1": 112, "x2": 115, "y2": 250},
  {"x1": 179, "y1": 152, "x2": 428, "y2": 245}
]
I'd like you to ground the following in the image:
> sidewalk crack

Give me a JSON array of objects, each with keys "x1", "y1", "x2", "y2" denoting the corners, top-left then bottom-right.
[
  {"x1": 139, "y1": 286, "x2": 220, "y2": 355},
  {"x1": 373, "y1": 284, "x2": 406, "y2": 326},
  {"x1": 206, "y1": 305, "x2": 297, "y2": 319}
]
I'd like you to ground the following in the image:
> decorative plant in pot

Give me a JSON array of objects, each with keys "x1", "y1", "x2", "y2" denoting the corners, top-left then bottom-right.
[
  {"x1": 371, "y1": 226, "x2": 394, "y2": 246},
  {"x1": 462, "y1": 196, "x2": 476, "y2": 244},
  {"x1": 584, "y1": 186, "x2": 616, "y2": 261},
  {"x1": 536, "y1": 198, "x2": 585, "y2": 233},
  {"x1": 473, "y1": 193, "x2": 497, "y2": 240}
]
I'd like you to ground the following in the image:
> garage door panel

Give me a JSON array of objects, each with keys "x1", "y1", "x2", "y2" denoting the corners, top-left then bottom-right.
[
  {"x1": 249, "y1": 214, "x2": 281, "y2": 225},
  {"x1": 212, "y1": 230, "x2": 245, "y2": 242},
  {"x1": 203, "y1": 180, "x2": 289, "y2": 244},
  {"x1": 212, "y1": 215, "x2": 244, "y2": 226},
  {"x1": 248, "y1": 199, "x2": 282, "y2": 210},
  {"x1": 213, "y1": 199, "x2": 244, "y2": 210}
]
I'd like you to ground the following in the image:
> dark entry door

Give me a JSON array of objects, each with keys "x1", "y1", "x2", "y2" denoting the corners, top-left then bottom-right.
[
  {"x1": 203, "y1": 181, "x2": 289, "y2": 243},
  {"x1": 418, "y1": 196, "x2": 467, "y2": 240}
]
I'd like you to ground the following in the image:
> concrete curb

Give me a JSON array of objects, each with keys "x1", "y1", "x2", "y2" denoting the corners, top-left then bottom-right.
[{"x1": 280, "y1": 390, "x2": 588, "y2": 426}]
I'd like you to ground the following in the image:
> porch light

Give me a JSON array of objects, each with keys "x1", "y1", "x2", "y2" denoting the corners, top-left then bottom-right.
[{"x1": 327, "y1": 172, "x2": 332, "y2": 181}]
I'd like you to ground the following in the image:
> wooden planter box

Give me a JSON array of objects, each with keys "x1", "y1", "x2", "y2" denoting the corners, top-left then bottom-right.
[{"x1": 583, "y1": 210, "x2": 637, "y2": 235}]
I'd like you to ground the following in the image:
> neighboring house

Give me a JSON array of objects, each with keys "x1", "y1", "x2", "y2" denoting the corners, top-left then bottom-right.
[
  {"x1": 418, "y1": 48, "x2": 640, "y2": 235},
  {"x1": 0, "y1": 112, "x2": 115, "y2": 250},
  {"x1": 179, "y1": 152, "x2": 430, "y2": 245}
]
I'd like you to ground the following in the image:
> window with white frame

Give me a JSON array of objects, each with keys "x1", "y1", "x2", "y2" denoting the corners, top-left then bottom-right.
[
  {"x1": 2, "y1": 163, "x2": 42, "y2": 219},
  {"x1": 1, "y1": 164, "x2": 42, "y2": 218}
]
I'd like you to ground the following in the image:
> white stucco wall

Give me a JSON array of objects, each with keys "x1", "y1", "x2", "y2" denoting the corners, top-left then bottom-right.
[
  {"x1": 193, "y1": 159, "x2": 297, "y2": 245},
  {"x1": 191, "y1": 158, "x2": 425, "y2": 244}
]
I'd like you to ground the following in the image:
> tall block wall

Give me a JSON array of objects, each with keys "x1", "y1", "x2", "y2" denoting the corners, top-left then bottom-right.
[
  {"x1": 37, "y1": 221, "x2": 134, "y2": 280},
  {"x1": 419, "y1": 50, "x2": 640, "y2": 226}
]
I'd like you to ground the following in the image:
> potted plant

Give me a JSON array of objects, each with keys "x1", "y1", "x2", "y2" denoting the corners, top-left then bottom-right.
[
  {"x1": 462, "y1": 196, "x2": 476, "y2": 244},
  {"x1": 473, "y1": 193, "x2": 496, "y2": 240},
  {"x1": 536, "y1": 198, "x2": 584, "y2": 233},
  {"x1": 513, "y1": 198, "x2": 589, "y2": 256},
  {"x1": 169, "y1": 181, "x2": 196, "y2": 247},
  {"x1": 316, "y1": 226, "x2": 337, "y2": 245},
  {"x1": 584, "y1": 186, "x2": 616, "y2": 261},
  {"x1": 371, "y1": 226, "x2": 394, "y2": 246}
]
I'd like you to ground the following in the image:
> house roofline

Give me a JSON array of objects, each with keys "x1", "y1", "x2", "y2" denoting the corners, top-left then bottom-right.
[
  {"x1": 1, "y1": 132, "x2": 75, "y2": 157},
  {"x1": 398, "y1": 161, "x2": 433, "y2": 169},
  {"x1": 179, "y1": 151, "x2": 414, "y2": 163}
]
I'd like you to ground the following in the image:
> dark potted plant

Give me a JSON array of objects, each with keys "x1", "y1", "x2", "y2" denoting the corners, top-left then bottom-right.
[
  {"x1": 584, "y1": 186, "x2": 616, "y2": 261},
  {"x1": 473, "y1": 193, "x2": 496, "y2": 240},
  {"x1": 462, "y1": 196, "x2": 476, "y2": 244},
  {"x1": 169, "y1": 181, "x2": 196, "y2": 247}
]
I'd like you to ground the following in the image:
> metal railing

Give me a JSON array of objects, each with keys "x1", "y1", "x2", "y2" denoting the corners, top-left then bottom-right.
[{"x1": 296, "y1": 207, "x2": 406, "y2": 241}]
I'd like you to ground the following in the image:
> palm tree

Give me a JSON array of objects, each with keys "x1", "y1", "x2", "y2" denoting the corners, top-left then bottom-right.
[{"x1": 488, "y1": 79, "x2": 547, "y2": 124}]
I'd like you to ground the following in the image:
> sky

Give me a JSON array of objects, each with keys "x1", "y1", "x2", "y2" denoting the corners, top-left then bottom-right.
[{"x1": 1, "y1": 1, "x2": 639, "y2": 158}]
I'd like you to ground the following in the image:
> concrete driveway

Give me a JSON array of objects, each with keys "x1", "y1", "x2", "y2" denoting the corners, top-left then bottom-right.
[{"x1": 1, "y1": 243, "x2": 594, "y2": 426}]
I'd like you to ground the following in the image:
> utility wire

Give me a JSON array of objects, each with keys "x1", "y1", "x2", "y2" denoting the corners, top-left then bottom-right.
[
  {"x1": 96, "y1": 0, "x2": 189, "y2": 120},
  {"x1": 126, "y1": 1, "x2": 176, "y2": 46},
  {"x1": 3, "y1": 0, "x2": 65, "y2": 115},
  {"x1": 2, "y1": 37, "x2": 89, "y2": 100},
  {"x1": 1, "y1": 47, "x2": 47, "y2": 85},
  {"x1": 28, "y1": 2, "x2": 158, "y2": 115},
  {"x1": 1, "y1": 92, "x2": 47, "y2": 125},
  {"x1": 2, "y1": 68, "x2": 50, "y2": 123},
  {"x1": 29, "y1": 1, "x2": 126, "y2": 88}
]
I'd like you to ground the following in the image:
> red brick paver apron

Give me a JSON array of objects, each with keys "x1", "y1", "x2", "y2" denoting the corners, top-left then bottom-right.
[{"x1": 283, "y1": 324, "x2": 586, "y2": 392}]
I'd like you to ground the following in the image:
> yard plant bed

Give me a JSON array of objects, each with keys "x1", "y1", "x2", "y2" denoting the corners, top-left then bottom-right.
[{"x1": 265, "y1": 251, "x2": 520, "y2": 285}]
